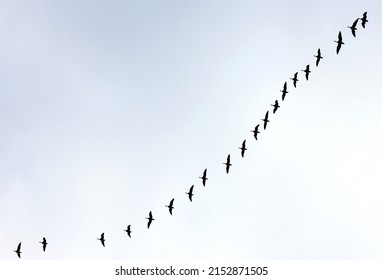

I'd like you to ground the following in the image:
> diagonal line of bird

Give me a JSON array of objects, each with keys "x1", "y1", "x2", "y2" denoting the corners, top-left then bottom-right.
[{"x1": 12, "y1": 11, "x2": 368, "y2": 258}]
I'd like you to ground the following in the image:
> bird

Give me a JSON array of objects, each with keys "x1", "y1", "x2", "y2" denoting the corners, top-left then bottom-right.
[
  {"x1": 302, "y1": 65, "x2": 311, "y2": 80},
  {"x1": 223, "y1": 154, "x2": 232, "y2": 174},
  {"x1": 186, "y1": 185, "x2": 194, "y2": 202},
  {"x1": 314, "y1": 48, "x2": 323, "y2": 67},
  {"x1": 14, "y1": 242, "x2": 22, "y2": 258},
  {"x1": 239, "y1": 140, "x2": 247, "y2": 158},
  {"x1": 347, "y1": 18, "x2": 359, "y2": 37},
  {"x1": 199, "y1": 168, "x2": 208, "y2": 186},
  {"x1": 261, "y1": 111, "x2": 270, "y2": 130},
  {"x1": 280, "y1": 82, "x2": 288, "y2": 101},
  {"x1": 290, "y1": 72, "x2": 298, "y2": 88},
  {"x1": 271, "y1": 100, "x2": 280, "y2": 114},
  {"x1": 39, "y1": 237, "x2": 48, "y2": 252},
  {"x1": 359, "y1": 12, "x2": 368, "y2": 28},
  {"x1": 124, "y1": 225, "x2": 132, "y2": 238},
  {"x1": 97, "y1": 233, "x2": 105, "y2": 247},
  {"x1": 166, "y1": 198, "x2": 175, "y2": 215},
  {"x1": 334, "y1": 31, "x2": 344, "y2": 54},
  {"x1": 251, "y1": 124, "x2": 260, "y2": 140},
  {"x1": 146, "y1": 211, "x2": 155, "y2": 229}
]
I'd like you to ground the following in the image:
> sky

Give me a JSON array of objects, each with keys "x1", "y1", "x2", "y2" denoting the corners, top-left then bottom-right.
[{"x1": 0, "y1": 0, "x2": 381, "y2": 260}]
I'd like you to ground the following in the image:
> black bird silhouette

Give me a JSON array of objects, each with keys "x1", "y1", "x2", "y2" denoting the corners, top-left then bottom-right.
[
  {"x1": 280, "y1": 82, "x2": 288, "y2": 101},
  {"x1": 261, "y1": 111, "x2": 270, "y2": 130},
  {"x1": 314, "y1": 48, "x2": 323, "y2": 67},
  {"x1": 359, "y1": 12, "x2": 368, "y2": 28},
  {"x1": 97, "y1": 233, "x2": 105, "y2": 247},
  {"x1": 39, "y1": 237, "x2": 48, "y2": 252},
  {"x1": 290, "y1": 72, "x2": 298, "y2": 88},
  {"x1": 166, "y1": 198, "x2": 175, "y2": 215},
  {"x1": 347, "y1": 18, "x2": 359, "y2": 37},
  {"x1": 334, "y1": 31, "x2": 344, "y2": 54},
  {"x1": 302, "y1": 65, "x2": 311, "y2": 80},
  {"x1": 124, "y1": 225, "x2": 132, "y2": 238},
  {"x1": 146, "y1": 211, "x2": 155, "y2": 228},
  {"x1": 186, "y1": 185, "x2": 194, "y2": 202},
  {"x1": 251, "y1": 124, "x2": 260, "y2": 140},
  {"x1": 239, "y1": 140, "x2": 247, "y2": 158},
  {"x1": 271, "y1": 100, "x2": 280, "y2": 114},
  {"x1": 14, "y1": 242, "x2": 21, "y2": 258},
  {"x1": 199, "y1": 168, "x2": 208, "y2": 186},
  {"x1": 223, "y1": 154, "x2": 232, "y2": 174}
]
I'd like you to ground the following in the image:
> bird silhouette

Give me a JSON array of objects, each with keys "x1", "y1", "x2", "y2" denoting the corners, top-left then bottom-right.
[
  {"x1": 239, "y1": 140, "x2": 247, "y2": 158},
  {"x1": 124, "y1": 225, "x2": 132, "y2": 238},
  {"x1": 359, "y1": 12, "x2": 368, "y2": 28},
  {"x1": 146, "y1": 211, "x2": 155, "y2": 228},
  {"x1": 347, "y1": 18, "x2": 359, "y2": 37},
  {"x1": 334, "y1": 31, "x2": 344, "y2": 54},
  {"x1": 271, "y1": 100, "x2": 280, "y2": 114},
  {"x1": 97, "y1": 233, "x2": 105, "y2": 247},
  {"x1": 166, "y1": 198, "x2": 175, "y2": 215},
  {"x1": 186, "y1": 185, "x2": 194, "y2": 202},
  {"x1": 14, "y1": 242, "x2": 21, "y2": 258},
  {"x1": 223, "y1": 154, "x2": 232, "y2": 174},
  {"x1": 314, "y1": 48, "x2": 323, "y2": 67},
  {"x1": 39, "y1": 237, "x2": 48, "y2": 252},
  {"x1": 302, "y1": 65, "x2": 311, "y2": 80},
  {"x1": 290, "y1": 72, "x2": 298, "y2": 88},
  {"x1": 251, "y1": 124, "x2": 260, "y2": 140},
  {"x1": 199, "y1": 168, "x2": 208, "y2": 186},
  {"x1": 261, "y1": 111, "x2": 270, "y2": 130},
  {"x1": 280, "y1": 82, "x2": 288, "y2": 101}
]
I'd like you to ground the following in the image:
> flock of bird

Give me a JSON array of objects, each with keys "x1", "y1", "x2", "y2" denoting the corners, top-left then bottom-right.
[{"x1": 12, "y1": 12, "x2": 368, "y2": 258}]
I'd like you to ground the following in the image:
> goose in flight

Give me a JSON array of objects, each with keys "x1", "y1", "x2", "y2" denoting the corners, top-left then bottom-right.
[
  {"x1": 251, "y1": 124, "x2": 260, "y2": 140},
  {"x1": 146, "y1": 211, "x2": 155, "y2": 228},
  {"x1": 261, "y1": 111, "x2": 270, "y2": 130},
  {"x1": 314, "y1": 48, "x2": 323, "y2": 67},
  {"x1": 290, "y1": 72, "x2": 298, "y2": 88},
  {"x1": 39, "y1": 237, "x2": 48, "y2": 252},
  {"x1": 271, "y1": 100, "x2": 280, "y2": 114},
  {"x1": 347, "y1": 18, "x2": 359, "y2": 37},
  {"x1": 186, "y1": 185, "x2": 194, "y2": 202},
  {"x1": 166, "y1": 198, "x2": 175, "y2": 215},
  {"x1": 124, "y1": 225, "x2": 132, "y2": 238},
  {"x1": 14, "y1": 242, "x2": 22, "y2": 258},
  {"x1": 280, "y1": 82, "x2": 288, "y2": 101},
  {"x1": 334, "y1": 31, "x2": 344, "y2": 54},
  {"x1": 359, "y1": 12, "x2": 368, "y2": 28},
  {"x1": 223, "y1": 154, "x2": 232, "y2": 174},
  {"x1": 239, "y1": 140, "x2": 247, "y2": 158},
  {"x1": 199, "y1": 168, "x2": 208, "y2": 186},
  {"x1": 302, "y1": 65, "x2": 311, "y2": 80},
  {"x1": 98, "y1": 233, "x2": 105, "y2": 247}
]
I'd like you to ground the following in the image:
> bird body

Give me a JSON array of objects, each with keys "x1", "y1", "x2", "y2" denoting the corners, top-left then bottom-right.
[
  {"x1": 271, "y1": 100, "x2": 280, "y2": 114},
  {"x1": 261, "y1": 111, "x2": 270, "y2": 130},
  {"x1": 360, "y1": 12, "x2": 368, "y2": 28},
  {"x1": 14, "y1": 242, "x2": 22, "y2": 258},
  {"x1": 186, "y1": 185, "x2": 194, "y2": 202},
  {"x1": 314, "y1": 48, "x2": 323, "y2": 67},
  {"x1": 302, "y1": 65, "x2": 311, "y2": 80},
  {"x1": 290, "y1": 72, "x2": 298, "y2": 88},
  {"x1": 39, "y1": 237, "x2": 48, "y2": 252},
  {"x1": 334, "y1": 31, "x2": 344, "y2": 54},
  {"x1": 223, "y1": 154, "x2": 232, "y2": 174},
  {"x1": 280, "y1": 82, "x2": 288, "y2": 100},
  {"x1": 166, "y1": 198, "x2": 175, "y2": 215},
  {"x1": 146, "y1": 211, "x2": 155, "y2": 228},
  {"x1": 199, "y1": 168, "x2": 208, "y2": 186},
  {"x1": 251, "y1": 124, "x2": 260, "y2": 140},
  {"x1": 98, "y1": 233, "x2": 105, "y2": 247},
  {"x1": 239, "y1": 140, "x2": 247, "y2": 158},
  {"x1": 124, "y1": 225, "x2": 132, "y2": 238},
  {"x1": 348, "y1": 18, "x2": 359, "y2": 37}
]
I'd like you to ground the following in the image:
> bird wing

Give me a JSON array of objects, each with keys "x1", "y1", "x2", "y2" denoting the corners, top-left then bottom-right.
[
  {"x1": 352, "y1": 18, "x2": 359, "y2": 28},
  {"x1": 190, "y1": 185, "x2": 194, "y2": 194},
  {"x1": 17, "y1": 243, "x2": 21, "y2": 251},
  {"x1": 338, "y1": 31, "x2": 342, "y2": 41},
  {"x1": 170, "y1": 198, "x2": 174, "y2": 207},
  {"x1": 149, "y1": 211, "x2": 152, "y2": 219}
]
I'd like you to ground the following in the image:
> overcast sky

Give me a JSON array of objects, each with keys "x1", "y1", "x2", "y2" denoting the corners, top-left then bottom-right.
[{"x1": 0, "y1": 0, "x2": 381, "y2": 260}]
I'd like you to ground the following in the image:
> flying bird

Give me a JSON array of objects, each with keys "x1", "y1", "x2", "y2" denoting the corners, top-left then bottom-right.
[
  {"x1": 261, "y1": 111, "x2": 270, "y2": 130},
  {"x1": 146, "y1": 211, "x2": 155, "y2": 228},
  {"x1": 124, "y1": 225, "x2": 132, "y2": 238},
  {"x1": 334, "y1": 31, "x2": 344, "y2": 54},
  {"x1": 359, "y1": 12, "x2": 368, "y2": 28},
  {"x1": 97, "y1": 233, "x2": 105, "y2": 247},
  {"x1": 271, "y1": 100, "x2": 280, "y2": 114},
  {"x1": 239, "y1": 140, "x2": 247, "y2": 158},
  {"x1": 14, "y1": 242, "x2": 22, "y2": 258},
  {"x1": 186, "y1": 185, "x2": 194, "y2": 202},
  {"x1": 199, "y1": 168, "x2": 208, "y2": 186},
  {"x1": 39, "y1": 237, "x2": 48, "y2": 252},
  {"x1": 166, "y1": 198, "x2": 175, "y2": 215},
  {"x1": 251, "y1": 124, "x2": 260, "y2": 140},
  {"x1": 347, "y1": 18, "x2": 359, "y2": 37},
  {"x1": 223, "y1": 154, "x2": 232, "y2": 174},
  {"x1": 290, "y1": 72, "x2": 298, "y2": 88},
  {"x1": 302, "y1": 65, "x2": 311, "y2": 80},
  {"x1": 314, "y1": 48, "x2": 323, "y2": 67},
  {"x1": 280, "y1": 82, "x2": 288, "y2": 101}
]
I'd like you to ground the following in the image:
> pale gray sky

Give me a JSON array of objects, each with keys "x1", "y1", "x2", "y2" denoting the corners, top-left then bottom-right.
[{"x1": 0, "y1": 0, "x2": 381, "y2": 259}]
